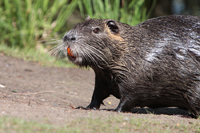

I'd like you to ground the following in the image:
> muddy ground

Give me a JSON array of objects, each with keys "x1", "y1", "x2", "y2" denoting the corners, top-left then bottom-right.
[{"x1": 0, "y1": 53, "x2": 199, "y2": 127}]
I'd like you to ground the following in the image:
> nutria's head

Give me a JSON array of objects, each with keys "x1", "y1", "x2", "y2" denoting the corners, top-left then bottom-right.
[{"x1": 63, "y1": 17, "x2": 131, "y2": 68}]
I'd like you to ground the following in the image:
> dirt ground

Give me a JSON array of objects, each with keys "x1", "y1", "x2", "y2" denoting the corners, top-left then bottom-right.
[{"x1": 0, "y1": 53, "x2": 200, "y2": 126}]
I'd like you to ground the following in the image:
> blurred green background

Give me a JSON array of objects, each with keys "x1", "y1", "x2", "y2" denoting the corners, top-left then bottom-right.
[{"x1": 0, "y1": 0, "x2": 199, "y2": 66}]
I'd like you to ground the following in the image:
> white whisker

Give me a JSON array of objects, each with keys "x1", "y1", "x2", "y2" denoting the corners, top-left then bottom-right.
[
  {"x1": 49, "y1": 43, "x2": 65, "y2": 59},
  {"x1": 81, "y1": 44, "x2": 108, "y2": 65},
  {"x1": 49, "y1": 43, "x2": 64, "y2": 52}
]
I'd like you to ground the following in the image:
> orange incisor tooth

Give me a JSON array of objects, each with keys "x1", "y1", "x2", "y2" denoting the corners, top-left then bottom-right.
[{"x1": 67, "y1": 47, "x2": 73, "y2": 57}]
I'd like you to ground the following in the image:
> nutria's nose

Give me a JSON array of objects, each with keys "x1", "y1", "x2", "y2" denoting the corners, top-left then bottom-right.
[{"x1": 63, "y1": 34, "x2": 76, "y2": 42}]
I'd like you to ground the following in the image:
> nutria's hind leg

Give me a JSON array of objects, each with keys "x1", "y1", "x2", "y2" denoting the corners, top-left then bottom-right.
[
  {"x1": 183, "y1": 93, "x2": 200, "y2": 118},
  {"x1": 187, "y1": 106, "x2": 199, "y2": 119},
  {"x1": 190, "y1": 107, "x2": 200, "y2": 119},
  {"x1": 115, "y1": 97, "x2": 135, "y2": 112}
]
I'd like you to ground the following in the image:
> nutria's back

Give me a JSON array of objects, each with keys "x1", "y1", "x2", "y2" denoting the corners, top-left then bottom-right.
[{"x1": 61, "y1": 15, "x2": 200, "y2": 118}]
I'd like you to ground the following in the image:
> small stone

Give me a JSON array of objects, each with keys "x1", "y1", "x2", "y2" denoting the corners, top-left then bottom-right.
[{"x1": 123, "y1": 117, "x2": 129, "y2": 121}]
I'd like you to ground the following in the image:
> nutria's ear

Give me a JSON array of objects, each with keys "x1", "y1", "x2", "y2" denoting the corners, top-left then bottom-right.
[{"x1": 106, "y1": 20, "x2": 119, "y2": 33}]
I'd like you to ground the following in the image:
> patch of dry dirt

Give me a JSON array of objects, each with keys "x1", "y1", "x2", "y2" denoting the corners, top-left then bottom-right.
[{"x1": 0, "y1": 53, "x2": 199, "y2": 125}]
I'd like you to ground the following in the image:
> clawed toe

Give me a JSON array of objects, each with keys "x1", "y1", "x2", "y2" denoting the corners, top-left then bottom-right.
[
  {"x1": 76, "y1": 106, "x2": 88, "y2": 110},
  {"x1": 76, "y1": 106, "x2": 98, "y2": 110}
]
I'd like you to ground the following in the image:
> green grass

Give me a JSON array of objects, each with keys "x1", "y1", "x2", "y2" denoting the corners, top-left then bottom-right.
[
  {"x1": 70, "y1": 116, "x2": 200, "y2": 133},
  {"x1": 0, "y1": 0, "x2": 78, "y2": 48},
  {"x1": 0, "y1": 44, "x2": 74, "y2": 68},
  {"x1": 78, "y1": 0, "x2": 156, "y2": 26},
  {"x1": 0, "y1": 116, "x2": 66, "y2": 133},
  {"x1": 0, "y1": 115, "x2": 199, "y2": 133},
  {"x1": 0, "y1": 0, "x2": 80, "y2": 68}
]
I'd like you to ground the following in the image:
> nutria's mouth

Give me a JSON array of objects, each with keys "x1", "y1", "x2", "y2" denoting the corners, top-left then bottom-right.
[
  {"x1": 67, "y1": 47, "x2": 77, "y2": 61},
  {"x1": 68, "y1": 55, "x2": 76, "y2": 62}
]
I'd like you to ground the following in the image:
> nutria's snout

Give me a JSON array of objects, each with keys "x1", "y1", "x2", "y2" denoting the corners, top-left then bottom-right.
[
  {"x1": 63, "y1": 33, "x2": 76, "y2": 57},
  {"x1": 63, "y1": 32, "x2": 80, "y2": 64},
  {"x1": 63, "y1": 34, "x2": 76, "y2": 42}
]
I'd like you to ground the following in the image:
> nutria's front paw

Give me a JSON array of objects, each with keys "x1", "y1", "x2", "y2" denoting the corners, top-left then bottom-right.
[
  {"x1": 76, "y1": 106, "x2": 88, "y2": 110},
  {"x1": 76, "y1": 106, "x2": 97, "y2": 110}
]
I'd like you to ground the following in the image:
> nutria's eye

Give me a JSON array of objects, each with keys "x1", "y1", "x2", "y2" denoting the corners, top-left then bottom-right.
[
  {"x1": 107, "y1": 20, "x2": 119, "y2": 33},
  {"x1": 93, "y1": 28, "x2": 100, "y2": 33}
]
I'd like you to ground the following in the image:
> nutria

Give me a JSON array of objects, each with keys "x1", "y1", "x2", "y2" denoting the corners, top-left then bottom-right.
[{"x1": 61, "y1": 15, "x2": 200, "y2": 118}]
